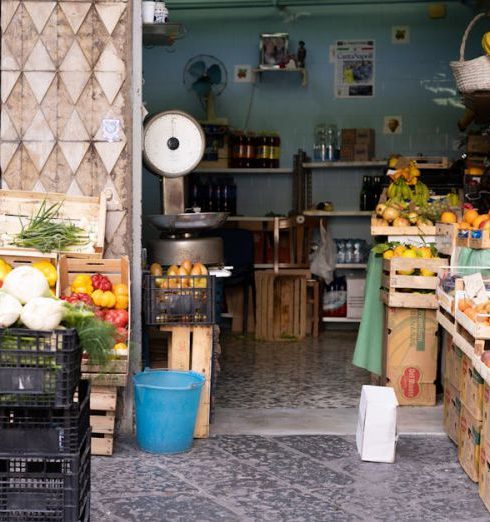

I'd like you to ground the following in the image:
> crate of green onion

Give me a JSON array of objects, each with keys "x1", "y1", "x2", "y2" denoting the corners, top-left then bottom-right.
[{"x1": 0, "y1": 189, "x2": 109, "y2": 257}]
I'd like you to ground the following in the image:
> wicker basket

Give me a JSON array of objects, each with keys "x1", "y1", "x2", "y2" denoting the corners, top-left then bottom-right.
[{"x1": 450, "y1": 13, "x2": 490, "y2": 94}]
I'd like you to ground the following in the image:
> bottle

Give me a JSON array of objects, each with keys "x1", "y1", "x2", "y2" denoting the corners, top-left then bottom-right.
[
  {"x1": 269, "y1": 132, "x2": 281, "y2": 168},
  {"x1": 371, "y1": 176, "x2": 381, "y2": 208},
  {"x1": 229, "y1": 177, "x2": 237, "y2": 215},
  {"x1": 326, "y1": 124, "x2": 338, "y2": 161},
  {"x1": 314, "y1": 124, "x2": 327, "y2": 161},
  {"x1": 359, "y1": 176, "x2": 370, "y2": 211},
  {"x1": 256, "y1": 132, "x2": 270, "y2": 168},
  {"x1": 232, "y1": 131, "x2": 246, "y2": 168},
  {"x1": 244, "y1": 132, "x2": 256, "y2": 168}
]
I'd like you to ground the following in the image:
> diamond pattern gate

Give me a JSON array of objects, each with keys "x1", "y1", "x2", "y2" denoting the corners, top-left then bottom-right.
[{"x1": 0, "y1": 1, "x2": 132, "y2": 257}]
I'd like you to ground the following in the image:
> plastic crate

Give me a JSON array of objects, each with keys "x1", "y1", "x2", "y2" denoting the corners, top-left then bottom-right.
[
  {"x1": 0, "y1": 329, "x2": 81, "y2": 408},
  {"x1": 144, "y1": 274, "x2": 216, "y2": 326},
  {"x1": 0, "y1": 430, "x2": 90, "y2": 521},
  {"x1": 0, "y1": 381, "x2": 90, "y2": 457}
]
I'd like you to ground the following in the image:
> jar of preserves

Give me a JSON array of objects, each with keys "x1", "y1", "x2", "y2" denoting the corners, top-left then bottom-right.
[
  {"x1": 255, "y1": 132, "x2": 270, "y2": 168},
  {"x1": 244, "y1": 132, "x2": 256, "y2": 168},
  {"x1": 269, "y1": 132, "x2": 280, "y2": 168}
]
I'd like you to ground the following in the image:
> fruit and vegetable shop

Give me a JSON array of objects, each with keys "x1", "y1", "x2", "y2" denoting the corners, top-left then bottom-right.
[{"x1": 3, "y1": 0, "x2": 490, "y2": 519}]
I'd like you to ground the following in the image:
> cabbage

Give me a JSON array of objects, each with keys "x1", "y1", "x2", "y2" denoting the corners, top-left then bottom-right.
[
  {"x1": 3, "y1": 266, "x2": 50, "y2": 304},
  {"x1": 0, "y1": 291, "x2": 22, "y2": 327},
  {"x1": 20, "y1": 297, "x2": 64, "y2": 331}
]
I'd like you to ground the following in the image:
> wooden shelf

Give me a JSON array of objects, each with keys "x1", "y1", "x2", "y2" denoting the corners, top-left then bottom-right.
[
  {"x1": 322, "y1": 317, "x2": 361, "y2": 323},
  {"x1": 302, "y1": 161, "x2": 386, "y2": 169},
  {"x1": 253, "y1": 67, "x2": 307, "y2": 87},
  {"x1": 194, "y1": 168, "x2": 293, "y2": 174},
  {"x1": 143, "y1": 23, "x2": 185, "y2": 46},
  {"x1": 303, "y1": 210, "x2": 372, "y2": 217}
]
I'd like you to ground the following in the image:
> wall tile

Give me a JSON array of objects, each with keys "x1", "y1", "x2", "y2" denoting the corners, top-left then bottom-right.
[
  {"x1": 23, "y1": 2, "x2": 56, "y2": 34},
  {"x1": 59, "y1": 2, "x2": 91, "y2": 35},
  {"x1": 24, "y1": 141, "x2": 55, "y2": 172},
  {"x1": 24, "y1": 71, "x2": 56, "y2": 104},
  {"x1": 95, "y1": 3, "x2": 126, "y2": 36},
  {"x1": 0, "y1": 142, "x2": 20, "y2": 172},
  {"x1": 1, "y1": 2, "x2": 20, "y2": 33}
]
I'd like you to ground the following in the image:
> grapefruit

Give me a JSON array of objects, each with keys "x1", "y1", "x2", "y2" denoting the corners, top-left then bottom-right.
[{"x1": 440, "y1": 211, "x2": 457, "y2": 224}]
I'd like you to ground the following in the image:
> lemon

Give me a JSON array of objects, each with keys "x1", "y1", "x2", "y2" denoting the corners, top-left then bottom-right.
[
  {"x1": 398, "y1": 248, "x2": 417, "y2": 275},
  {"x1": 383, "y1": 249, "x2": 395, "y2": 260},
  {"x1": 416, "y1": 246, "x2": 432, "y2": 259},
  {"x1": 393, "y1": 245, "x2": 406, "y2": 257},
  {"x1": 420, "y1": 268, "x2": 435, "y2": 277}
]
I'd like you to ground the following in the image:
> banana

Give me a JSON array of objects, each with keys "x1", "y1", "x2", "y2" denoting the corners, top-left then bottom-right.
[{"x1": 483, "y1": 32, "x2": 490, "y2": 55}]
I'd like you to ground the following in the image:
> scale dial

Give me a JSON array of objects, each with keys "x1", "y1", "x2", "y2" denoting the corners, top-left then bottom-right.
[{"x1": 143, "y1": 110, "x2": 205, "y2": 178}]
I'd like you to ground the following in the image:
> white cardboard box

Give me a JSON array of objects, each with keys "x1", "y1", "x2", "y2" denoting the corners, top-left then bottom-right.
[
  {"x1": 356, "y1": 385, "x2": 399, "y2": 463},
  {"x1": 347, "y1": 276, "x2": 365, "y2": 319}
]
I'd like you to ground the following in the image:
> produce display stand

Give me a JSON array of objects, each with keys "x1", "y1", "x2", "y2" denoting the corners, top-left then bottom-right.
[
  {"x1": 89, "y1": 385, "x2": 117, "y2": 456},
  {"x1": 0, "y1": 189, "x2": 110, "y2": 258},
  {"x1": 371, "y1": 218, "x2": 436, "y2": 237},
  {"x1": 159, "y1": 325, "x2": 213, "y2": 438}
]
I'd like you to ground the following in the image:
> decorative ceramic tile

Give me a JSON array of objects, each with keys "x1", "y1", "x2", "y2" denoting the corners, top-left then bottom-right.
[
  {"x1": 74, "y1": 145, "x2": 96, "y2": 195},
  {"x1": 5, "y1": 75, "x2": 38, "y2": 136},
  {"x1": 2, "y1": 7, "x2": 23, "y2": 69},
  {"x1": 0, "y1": 142, "x2": 20, "y2": 172},
  {"x1": 20, "y1": 10, "x2": 42, "y2": 68},
  {"x1": 66, "y1": 178, "x2": 83, "y2": 197},
  {"x1": 91, "y1": 8, "x2": 110, "y2": 67},
  {"x1": 60, "y1": 109, "x2": 90, "y2": 141},
  {"x1": 76, "y1": 78, "x2": 94, "y2": 138},
  {"x1": 23, "y1": 2, "x2": 56, "y2": 34},
  {"x1": 105, "y1": 210, "x2": 125, "y2": 243},
  {"x1": 39, "y1": 75, "x2": 59, "y2": 138},
  {"x1": 23, "y1": 109, "x2": 55, "y2": 141},
  {"x1": 59, "y1": 141, "x2": 90, "y2": 174},
  {"x1": 95, "y1": 3, "x2": 126, "y2": 36},
  {"x1": 39, "y1": 146, "x2": 72, "y2": 194},
  {"x1": 60, "y1": 71, "x2": 91, "y2": 104},
  {"x1": 32, "y1": 179, "x2": 46, "y2": 194},
  {"x1": 1, "y1": 2, "x2": 20, "y2": 33},
  {"x1": 59, "y1": 2, "x2": 91, "y2": 35},
  {"x1": 56, "y1": 76, "x2": 77, "y2": 137},
  {"x1": 60, "y1": 40, "x2": 91, "y2": 72},
  {"x1": 94, "y1": 71, "x2": 125, "y2": 105},
  {"x1": 75, "y1": 7, "x2": 95, "y2": 68},
  {"x1": 1, "y1": 41, "x2": 20, "y2": 71},
  {"x1": 1, "y1": 145, "x2": 22, "y2": 189},
  {"x1": 24, "y1": 141, "x2": 55, "y2": 172},
  {"x1": 93, "y1": 92, "x2": 126, "y2": 141},
  {"x1": 24, "y1": 40, "x2": 56, "y2": 71},
  {"x1": 0, "y1": 71, "x2": 21, "y2": 103},
  {"x1": 95, "y1": 42, "x2": 125, "y2": 73},
  {"x1": 94, "y1": 141, "x2": 125, "y2": 175},
  {"x1": 0, "y1": 109, "x2": 19, "y2": 140},
  {"x1": 24, "y1": 71, "x2": 56, "y2": 104}
]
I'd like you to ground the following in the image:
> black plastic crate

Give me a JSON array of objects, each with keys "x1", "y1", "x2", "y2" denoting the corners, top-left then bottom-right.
[
  {"x1": 0, "y1": 329, "x2": 81, "y2": 408},
  {"x1": 144, "y1": 274, "x2": 216, "y2": 325},
  {"x1": 0, "y1": 429, "x2": 90, "y2": 521},
  {"x1": 0, "y1": 381, "x2": 90, "y2": 457}
]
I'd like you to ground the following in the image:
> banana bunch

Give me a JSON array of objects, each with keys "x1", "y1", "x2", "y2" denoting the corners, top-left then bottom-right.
[
  {"x1": 482, "y1": 32, "x2": 490, "y2": 55},
  {"x1": 413, "y1": 180, "x2": 430, "y2": 206},
  {"x1": 387, "y1": 177, "x2": 413, "y2": 200},
  {"x1": 388, "y1": 160, "x2": 421, "y2": 185}
]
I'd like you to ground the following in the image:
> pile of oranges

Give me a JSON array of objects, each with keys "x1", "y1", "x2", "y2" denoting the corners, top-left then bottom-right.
[
  {"x1": 458, "y1": 298, "x2": 490, "y2": 324},
  {"x1": 457, "y1": 208, "x2": 490, "y2": 231}
]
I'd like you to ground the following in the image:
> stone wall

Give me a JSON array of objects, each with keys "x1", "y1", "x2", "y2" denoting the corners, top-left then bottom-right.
[{"x1": 1, "y1": 1, "x2": 132, "y2": 256}]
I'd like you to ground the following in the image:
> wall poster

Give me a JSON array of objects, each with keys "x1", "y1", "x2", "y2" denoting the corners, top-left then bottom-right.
[{"x1": 334, "y1": 40, "x2": 375, "y2": 98}]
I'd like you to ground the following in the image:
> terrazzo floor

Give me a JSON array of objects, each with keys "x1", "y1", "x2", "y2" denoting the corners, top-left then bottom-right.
[{"x1": 90, "y1": 329, "x2": 488, "y2": 520}]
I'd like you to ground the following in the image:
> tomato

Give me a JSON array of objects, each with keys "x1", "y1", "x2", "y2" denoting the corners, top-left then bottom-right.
[{"x1": 105, "y1": 309, "x2": 129, "y2": 328}]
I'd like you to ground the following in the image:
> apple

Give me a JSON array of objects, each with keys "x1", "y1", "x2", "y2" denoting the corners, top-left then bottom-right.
[
  {"x1": 480, "y1": 219, "x2": 490, "y2": 231},
  {"x1": 481, "y1": 351, "x2": 490, "y2": 368}
]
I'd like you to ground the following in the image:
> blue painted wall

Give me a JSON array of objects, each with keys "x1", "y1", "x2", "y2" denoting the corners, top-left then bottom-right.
[{"x1": 142, "y1": 3, "x2": 477, "y2": 236}]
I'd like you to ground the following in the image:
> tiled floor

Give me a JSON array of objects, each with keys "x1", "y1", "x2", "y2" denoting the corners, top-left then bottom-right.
[
  {"x1": 91, "y1": 435, "x2": 489, "y2": 521},
  {"x1": 90, "y1": 329, "x2": 488, "y2": 520},
  {"x1": 215, "y1": 329, "x2": 371, "y2": 409}
]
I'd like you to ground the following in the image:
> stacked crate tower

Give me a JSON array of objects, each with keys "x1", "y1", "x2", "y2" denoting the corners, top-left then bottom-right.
[{"x1": 0, "y1": 328, "x2": 90, "y2": 521}]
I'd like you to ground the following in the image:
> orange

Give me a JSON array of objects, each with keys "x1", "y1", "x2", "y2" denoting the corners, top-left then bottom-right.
[
  {"x1": 463, "y1": 209, "x2": 479, "y2": 225},
  {"x1": 393, "y1": 245, "x2": 406, "y2": 257},
  {"x1": 458, "y1": 298, "x2": 473, "y2": 312},
  {"x1": 382, "y1": 249, "x2": 395, "y2": 260},
  {"x1": 473, "y1": 214, "x2": 488, "y2": 229},
  {"x1": 459, "y1": 222, "x2": 471, "y2": 230},
  {"x1": 440, "y1": 211, "x2": 457, "y2": 224}
]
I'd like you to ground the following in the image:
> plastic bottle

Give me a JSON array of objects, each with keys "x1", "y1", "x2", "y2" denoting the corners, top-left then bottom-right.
[{"x1": 359, "y1": 176, "x2": 370, "y2": 211}]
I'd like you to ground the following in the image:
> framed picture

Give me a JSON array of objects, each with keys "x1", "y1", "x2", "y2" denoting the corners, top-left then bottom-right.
[{"x1": 259, "y1": 33, "x2": 289, "y2": 69}]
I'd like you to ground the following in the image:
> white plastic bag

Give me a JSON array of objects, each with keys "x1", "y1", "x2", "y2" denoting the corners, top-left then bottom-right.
[{"x1": 310, "y1": 219, "x2": 336, "y2": 284}]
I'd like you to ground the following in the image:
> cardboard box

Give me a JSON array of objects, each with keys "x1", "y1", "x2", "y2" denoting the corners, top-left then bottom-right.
[
  {"x1": 388, "y1": 375, "x2": 436, "y2": 406},
  {"x1": 341, "y1": 128, "x2": 375, "y2": 145},
  {"x1": 467, "y1": 135, "x2": 490, "y2": 154},
  {"x1": 340, "y1": 144, "x2": 355, "y2": 161},
  {"x1": 459, "y1": 403, "x2": 482, "y2": 482},
  {"x1": 385, "y1": 307, "x2": 438, "y2": 383},
  {"x1": 445, "y1": 342, "x2": 463, "y2": 392},
  {"x1": 356, "y1": 385, "x2": 398, "y2": 463},
  {"x1": 461, "y1": 354, "x2": 484, "y2": 421},
  {"x1": 483, "y1": 383, "x2": 490, "y2": 442},
  {"x1": 479, "y1": 435, "x2": 490, "y2": 511},
  {"x1": 347, "y1": 276, "x2": 365, "y2": 319},
  {"x1": 444, "y1": 379, "x2": 461, "y2": 445},
  {"x1": 354, "y1": 144, "x2": 374, "y2": 161}
]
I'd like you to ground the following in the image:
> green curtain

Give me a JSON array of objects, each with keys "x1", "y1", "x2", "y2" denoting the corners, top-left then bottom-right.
[
  {"x1": 352, "y1": 251, "x2": 383, "y2": 375},
  {"x1": 456, "y1": 248, "x2": 490, "y2": 276}
]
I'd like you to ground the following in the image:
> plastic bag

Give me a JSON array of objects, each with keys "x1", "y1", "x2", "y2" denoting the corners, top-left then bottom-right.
[{"x1": 310, "y1": 219, "x2": 336, "y2": 284}]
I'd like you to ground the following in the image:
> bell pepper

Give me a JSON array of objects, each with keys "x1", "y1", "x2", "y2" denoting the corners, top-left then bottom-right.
[
  {"x1": 71, "y1": 274, "x2": 93, "y2": 295},
  {"x1": 115, "y1": 294, "x2": 129, "y2": 310},
  {"x1": 115, "y1": 326, "x2": 128, "y2": 343},
  {"x1": 113, "y1": 283, "x2": 128, "y2": 296},
  {"x1": 112, "y1": 342, "x2": 128, "y2": 357},
  {"x1": 91, "y1": 273, "x2": 112, "y2": 292},
  {"x1": 91, "y1": 289, "x2": 116, "y2": 308},
  {"x1": 32, "y1": 261, "x2": 57, "y2": 287},
  {"x1": 105, "y1": 309, "x2": 129, "y2": 328},
  {"x1": 61, "y1": 292, "x2": 93, "y2": 306},
  {"x1": 0, "y1": 259, "x2": 12, "y2": 283}
]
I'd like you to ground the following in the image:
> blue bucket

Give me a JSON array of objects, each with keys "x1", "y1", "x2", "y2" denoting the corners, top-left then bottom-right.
[{"x1": 133, "y1": 369, "x2": 205, "y2": 454}]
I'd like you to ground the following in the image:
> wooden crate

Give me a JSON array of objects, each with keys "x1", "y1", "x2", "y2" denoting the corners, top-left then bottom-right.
[
  {"x1": 371, "y1": 216, "x2": 436, "y2": 236},
  {"x1": 159, "y1": 325, "x2": 213, "y2": 439},
  {"x1": 0, "y1": 248, "x2": 59, "y2": 294},
  {"x1": 59, "y1": 256, "x2": 130, "y2": 387},
  {"x1": 436, "y1": 222, "x2": 459, "y2": 256},
  {"x1": 438, "y1": 306, "x2": 455, "y2": 336},
  {"x1": 455, "y1": 291, "x2": 490, "y2": 341},
  {"x1": 406, "y1": 156, "x2": 449, "y2": 169},
  {"x1": 469, "y1": 229, "x2": 490, "y2": 250},
  {"x1": 90, "y1": 385, "x2": 117, "y2": 456},
  {"x1": 381, "y1": 257, "x2": 449, "y2": 309},
  {"x1": 255, "y1": 270, "x2": 308, "y2": 341},
  {"x1": 454, "y1": 321, "x2": 487, "y2": 357},
  {"x1": 0, "y1": 189, "x2": 109, "y2": 257}
]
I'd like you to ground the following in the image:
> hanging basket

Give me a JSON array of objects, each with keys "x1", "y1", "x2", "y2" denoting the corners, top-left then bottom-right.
[{"x1": 450, "y1": 13, "x2": 490, "y2": 94}]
